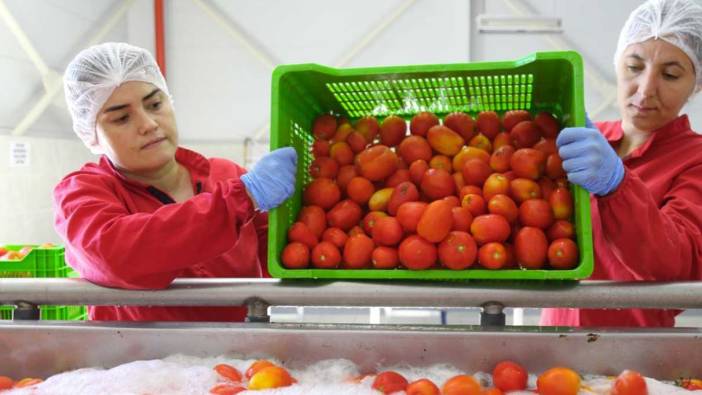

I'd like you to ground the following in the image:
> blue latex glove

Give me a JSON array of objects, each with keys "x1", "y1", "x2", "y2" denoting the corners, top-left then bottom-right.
[
  {"x1": 556, "y1": 115, "x2": 625, "y2": 196},
  {"x1": 241, "y1": 147, "x2": 297, "y2": 211}
]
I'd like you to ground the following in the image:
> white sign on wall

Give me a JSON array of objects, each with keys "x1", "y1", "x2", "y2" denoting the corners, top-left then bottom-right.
[{"x1": 9, "y1": 142, "x2": 30, "y2": 167}]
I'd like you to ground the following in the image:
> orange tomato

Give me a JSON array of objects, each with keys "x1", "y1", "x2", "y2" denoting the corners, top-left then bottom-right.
[
  {"x1": 14, "y1": 377, "x2": 42, "y2": 388},
  {"x1": 442, "y1": 374, "x2": 482, "y2": 395},
  {"x1": 248, "y1": 365, "x2": 294, "y2": 390},
  {"x1": 245, "y1": 359, "x2": 275, "y2": 379},
  {"x1": 536, "y1": 367, "x2": 580, "y2": 395},
  {"x1": 406, "y1": 377, "x2": 440, "y2": 395},
  {"x1": 3, "y1": 251, "x2": 23, "y2": 260}
]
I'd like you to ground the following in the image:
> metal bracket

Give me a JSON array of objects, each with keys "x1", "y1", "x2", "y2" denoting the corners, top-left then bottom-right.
[
  {"x1": 245, "y1": 297, "x2": 270, "y2": 323},
  {"x1": 480, "y1": 302, "x2": 505, "y2": 327},
  {"x1": 13, "y1": 301, "x2": 40, "y2": 320}
]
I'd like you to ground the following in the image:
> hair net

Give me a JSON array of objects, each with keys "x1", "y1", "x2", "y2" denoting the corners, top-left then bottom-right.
[
  {"x1": 614, "y1": 0, "x2": 702, "y2": 86},
  {"x1": 63, "y1": 42, "x2": 171, "y2": 154}
]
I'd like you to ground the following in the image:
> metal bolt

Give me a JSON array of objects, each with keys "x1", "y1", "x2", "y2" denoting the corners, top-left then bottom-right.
[
  {"x1": 480, "y1": 301, "x2": 505, "y2": 327},
  {"x1": 13, "y1": 301, "x2": 40, "y2": 321},
  {"x1": 245, "y1": 297, "x2": 270, "y2": 323}
]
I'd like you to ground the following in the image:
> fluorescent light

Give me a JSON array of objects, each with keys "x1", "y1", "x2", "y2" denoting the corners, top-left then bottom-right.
[{"x1": 477, "y1": 14, "x2": 563, "y2": 33}]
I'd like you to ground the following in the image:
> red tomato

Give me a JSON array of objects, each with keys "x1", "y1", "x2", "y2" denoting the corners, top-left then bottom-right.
[
  {"x1": 611, "y1": 370, "x2": 648, "y2": 395},
  {"x1": 492, "y1": 360, "x2": 528, "y2": 391},
  {"x1": 372, "y1": 371, "x2": 408, "y2": 394},
  {"x1": 0, "y1": 376, "x2": 13, "y2": 390},
  {"x1": 209, "y1": 383, "x2": 246, "y2": 394},
  {"x1": 214, "y1": 363, "x2": 242, "y2": 382}
]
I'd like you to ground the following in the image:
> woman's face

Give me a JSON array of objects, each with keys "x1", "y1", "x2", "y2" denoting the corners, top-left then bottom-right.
[
  {"x1": 616, "y1": 38, "x2": 697, "y2": 133},
  {"x1": 95, "y1": 81, "x2": 178, "y2": 174}
]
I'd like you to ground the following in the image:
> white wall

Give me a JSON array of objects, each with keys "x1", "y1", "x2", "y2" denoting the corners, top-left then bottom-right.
[
  {"x1": 0, "y1": 136, "x2": 94, "y2": 244},
  {"x1": 166, "y1": 0, "x2": 471, "y2": 142}
]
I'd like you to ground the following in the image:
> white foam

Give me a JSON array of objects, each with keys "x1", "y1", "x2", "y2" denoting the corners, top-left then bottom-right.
[{"x1": 2, "y1": 356, "x2": 699, "y2": 395}]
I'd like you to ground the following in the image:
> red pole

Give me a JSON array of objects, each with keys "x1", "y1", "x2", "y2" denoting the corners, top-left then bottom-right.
[{"x1": 154, "y1": 0, "x2": 166, "y2": 78}]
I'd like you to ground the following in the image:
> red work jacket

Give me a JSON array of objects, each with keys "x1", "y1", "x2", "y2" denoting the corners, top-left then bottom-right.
[
  {"x1": 542, "y1": 115, "x2": 702, "y2": 327},
  {"x1": 53, "y1": 147, "x2": 268, "y2": 321}
]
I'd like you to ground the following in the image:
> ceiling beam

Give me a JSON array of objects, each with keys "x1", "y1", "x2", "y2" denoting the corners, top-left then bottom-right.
[{"x1": 8, "y1": 0, "x2": 136, "y2": 137}]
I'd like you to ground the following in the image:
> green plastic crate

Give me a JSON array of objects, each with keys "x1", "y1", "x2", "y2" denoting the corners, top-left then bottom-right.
[
  {"x1": 0, "y1": 244, "x2": 86, "y2": 320},
  {"x1": 268, "y1": 51, "x2": 593, "y2": 280}
]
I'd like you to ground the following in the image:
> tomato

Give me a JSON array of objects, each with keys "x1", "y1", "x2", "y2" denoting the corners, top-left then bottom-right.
[
  {"x1": 536, "y1": 367, "x2": 580, "y2": 395},
  {"x1": 245, "y1": 359, "x2": 275, "y2": 379},
  {"x1": 311, "y1": 241, "x2": 342, "y2": 269},
  {"x1": 611, "y1": 370, "x2": 648, "y2": 395},
  {"x1": 442, "y1": 374, "x2": 482, "y2": 395},
  {"x1": 372, "y1": 371, "x2": 408, "y2": 394},
  {"x1": 343, "y1": 234, "x2": 375, "y2": 269},
  {"x1": 248, "y1": 366, "x2": 294, "y2": 390},
  {"x1": 214, "y1": 363, "x2": 242, "y2": 382},
  {"x1": 398, "y1": 235, "x2": 437, "y2": 270},
  {"x1": 439, "y1": 231, "x2": 478, "y2": 270},
  {"x1": 0, "y1": 376, "x2": 13, "y2": 390},
  {"x1": 312, "y1": 114, "x2": 337, "y2": 139},
  {"x1": 492, "y1": 360, "x2": 528, "y2": 391},
  {"x1": 417, "y1": 200, "x2": 454, "y2": 243},
  {"x1": 406, "y1": 378, "x2": 440, "y2": 395},
  {"x1": 281, "y1": 242, "x2": 309, "y2": 269},
  {"x1": 209, "y1": 383, "x2": 246, "y2": 394}
]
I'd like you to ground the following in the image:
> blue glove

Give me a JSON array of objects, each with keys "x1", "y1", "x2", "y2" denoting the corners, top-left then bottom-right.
[
  {"x1": 556, "y1": 115, "x2": 624, "y2": 196},
  {"x1": 241, "y1": 147, "x2": 297, "y2": 211}
]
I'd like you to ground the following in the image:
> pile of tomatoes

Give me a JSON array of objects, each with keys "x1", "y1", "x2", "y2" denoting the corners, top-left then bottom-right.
[
  {"x1": 281, "y1": 110, "x2": 579, "y2": 271},
  {"x1": 208, "y1": 360, "x2": 295, "y2": 394},
  {"x1": 370, "y1": 361, "x2": 649, "y2": 395},
  {"x1": 0, "y1": 243, "x2": 56, "y2": 261}
]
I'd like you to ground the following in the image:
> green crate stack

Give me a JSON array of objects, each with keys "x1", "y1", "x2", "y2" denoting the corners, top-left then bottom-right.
[
  {"x1": 0, "y1": 244, "x2": 86, "y2": 320},
  {"x1": 268, "y1": 51, "x2": 593, "y2": 281}
]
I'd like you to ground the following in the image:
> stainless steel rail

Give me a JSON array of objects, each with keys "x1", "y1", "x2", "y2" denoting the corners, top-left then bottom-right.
[{"x1": 1, "y1": 278, "x2": 701, "y2": 309}]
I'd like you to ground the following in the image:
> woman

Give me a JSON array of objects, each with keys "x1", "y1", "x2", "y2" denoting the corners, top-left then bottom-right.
[
  {"x1": 542, "y1": 0, "x2": 702, "y2": 327},
  {"x1": 54, "y1": 42, "x2": 297, "y2": 321}
]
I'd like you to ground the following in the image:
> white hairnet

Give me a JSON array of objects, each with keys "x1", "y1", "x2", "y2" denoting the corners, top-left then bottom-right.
[
  {"x1": 63, "y1": 42, "x2": 171, "y2": 154},
  {"x1": 615, "y1": 0, "x2": 702, "y2": 86}
]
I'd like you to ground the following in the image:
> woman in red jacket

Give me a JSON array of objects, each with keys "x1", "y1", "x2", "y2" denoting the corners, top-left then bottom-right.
[
  {"x1": 542, "y1": 0, "x2": 702, "y2": 327},
  {"x1": 54, "y1": 42, "x2": 297, "y2": 321}
]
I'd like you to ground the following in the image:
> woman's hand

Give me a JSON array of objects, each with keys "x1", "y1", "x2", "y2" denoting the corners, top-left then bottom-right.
[
  {"x1": 241, "y1": 147, "x2": 297, "y2": 211},
  {"x1": 556, "y1": 116, "x2": 625, "y2": 196}
]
